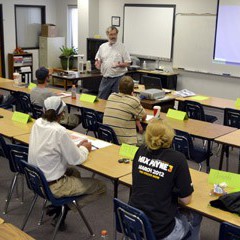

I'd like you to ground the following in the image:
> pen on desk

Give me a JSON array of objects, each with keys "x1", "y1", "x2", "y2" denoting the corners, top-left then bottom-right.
[{"x1": 92, "y1": 144, "x2": 99, "y2": 150}]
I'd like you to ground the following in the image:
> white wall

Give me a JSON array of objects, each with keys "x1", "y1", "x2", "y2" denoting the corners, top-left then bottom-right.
[
  {"x1": 81, "y1": 0, "x2": 240, "y2": 99},
  {"x1": 0, "y1": 0, "x2": 77, "y2": 78}
]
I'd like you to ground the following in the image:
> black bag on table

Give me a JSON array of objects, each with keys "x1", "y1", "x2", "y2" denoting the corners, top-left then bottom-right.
[{"x1": 210, "y1": 192, "x2": 240, "y2": 215}]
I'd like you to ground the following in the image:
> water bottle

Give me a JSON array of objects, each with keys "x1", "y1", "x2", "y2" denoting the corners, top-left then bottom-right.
[
  {"x1": 79, "y1": 56, "x2": 84, "y2": 73},
  {"x1": 86, "y1": 60, "x2": 92, "y2": 73},
  {"x1": 100, "y1": 230, "x2": 108, "y2": 239},
  {"x1": 71, "y1": 84, "x2": 77, "y2": 99},
  {"x1": 142, "y1": 60, "x2": 147, "y2": 69}
]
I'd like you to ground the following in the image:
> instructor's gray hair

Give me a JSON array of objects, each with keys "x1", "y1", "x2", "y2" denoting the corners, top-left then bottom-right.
[{"x1": 106, "y1": 26, "x2": 119, "y2": 35}]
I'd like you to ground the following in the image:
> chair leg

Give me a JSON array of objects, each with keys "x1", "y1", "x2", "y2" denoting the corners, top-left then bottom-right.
[
  {"x1": 21, "y1": 194, "x2": 38, "y2": 230},
  {"x1": 226, "y1": 146, "x2": 229, "y2": 172},
  {"x1": 21, "y1": 174, "x2": 24, "y2": 204},
  {"x1": 38, "y1": 199, "x2": 48, "y2": 226},
  {"x1": 198, "y1": 163, "x2": 202, "y2": 172},
  {"x1": 74, "y1": 201, "x2": 94, "y2": 236},
  {"x1": 51, "y1": 205, "x2": 65, "y2": 240},
  {"x1": 3, "y1": 173, "x2": 19, "y2": 214}
]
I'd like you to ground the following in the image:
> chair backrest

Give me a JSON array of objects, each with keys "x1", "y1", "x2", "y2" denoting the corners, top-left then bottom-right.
[
  {"x1": 12, "y1": 92, "x2": 33, "y2": 114},
  {"x1": 81, "y1": 107, "x2": 101, "y2": 132},
  {"x1": 224, "y1": 108, "x2": 240, "y2": 129},
  {"x1": 219, "y1": 222, "x2": 240, "y2": 240},
  {"x1": 183, "y1": 100, "x2": 206, "y2": 121},
  {"x1": 0, "y1": 135, "x2": 28, "y2": 172},
  {"x1": 142, "y1": 75, "x2": 162, "y2": 90},
  {"x1": 97, "y1": 123, "x2": 119, "y2": 145},
  {"x1": 21, "y1": 160, "x2": 77, "y2": 208},
  {"x1": 20, "y1": 160, "x2": 58, "y2": 203},
  {"x1": 173, "y1": 130, "x2": 194, "y2": 160},
  {"x1": 10, "y1": 147, "x2": 29, "y2": 175},
  {"x1": 31, "y1": 103, "x2": 43, "y2": 119},
  {"x1": 0, "y1": 134, "x2": 9, "y2": 159},
  {"x1": 113, "y1": 198, "x2": 156, "y2": 240}
]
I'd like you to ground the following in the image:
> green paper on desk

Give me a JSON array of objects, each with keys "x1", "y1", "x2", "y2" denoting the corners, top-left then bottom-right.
[
  {"x1": 119, "y1": 143, "x2": 139, "y2": 160},
  {"x1": 79, "y1": 94, "x2": 97, "y2": 103},
  {"x1": 28, "y1": 82, "x2": 37, "y2": 90},
  {"x1": 188, "y1": 95, "x2": 209, "y2": 101},
  {"x1": 166, "y1": 109, "x2": 188, "y2": 121},
  {"x1": 12, "y1": 111, "x2": 31, "y2": 124},
  {"x1": 235, "y1": 98, "x2": 240, "y2": 108},
  {"x1": 208, "y1": 169, "x2": 240, "y2": 189}
]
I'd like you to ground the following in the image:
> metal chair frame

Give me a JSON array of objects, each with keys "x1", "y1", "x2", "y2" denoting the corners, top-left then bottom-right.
[{"x1": 20, "y1": 160, "x2": 94, "y2": 240}]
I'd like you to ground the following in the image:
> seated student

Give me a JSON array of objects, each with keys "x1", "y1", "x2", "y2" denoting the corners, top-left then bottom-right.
[
  {"x1": 103, "y1": 76, "x2": 146, "y2": 145},
  {"x1": 28, "y1": 96, "x2": 106, "y2": 230},
  {"x1": 30, "y1": 66, "x2": 80, "y2": 128},
  {"x1": 30, "y1": 66, "x2": 54, "y2": 106},
  {"x1": 129, "y1": 119, "x2": 202, "y2": 240}
]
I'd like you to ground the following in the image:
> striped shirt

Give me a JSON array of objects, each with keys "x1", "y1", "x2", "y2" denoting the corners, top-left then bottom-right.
[{"x1": 103, "y1": 93, "x2": 146, "y2": 145}]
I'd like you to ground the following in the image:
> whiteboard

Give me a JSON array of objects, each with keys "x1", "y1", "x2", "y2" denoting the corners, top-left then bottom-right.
[
  {"x1": 123, "y1": 4, "x2": 175, "y2": 61},
  {"x1": 173, "y1": 14, "x2": 240, "y2": 77}
]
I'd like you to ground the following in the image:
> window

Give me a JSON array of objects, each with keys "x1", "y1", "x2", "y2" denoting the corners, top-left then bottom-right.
[
  {"x1": 68, "y1": 5, "x2": 78, "y2": 49},
  {"x1": 15, "y1": 5, "x2": 46, "y2": 49}
]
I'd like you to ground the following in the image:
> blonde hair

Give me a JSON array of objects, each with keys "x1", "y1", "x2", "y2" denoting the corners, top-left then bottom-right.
[{"x1": 145, "y1": 118, "x2": 175, "y2": 150}]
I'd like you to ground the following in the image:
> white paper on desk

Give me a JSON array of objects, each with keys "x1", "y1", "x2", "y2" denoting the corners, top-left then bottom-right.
[
  {"x1": 69, "y1": 133, "x2": 112, "y2": 150},
  {"x1": 70, "y1": 133, "x2": 88, "y2": 144},
  {"x1": 146, "y1": 115, "x2": 154, "y2": 121},
  {"x1": 58, "y1": 92, "x2": 72, "y2": 98},
  {"x1": 173, "y1": 89, "x2": 196, "y2": 98},
  {"x1": 90, "y1": 139, "x2": 112, "y2": 149}
]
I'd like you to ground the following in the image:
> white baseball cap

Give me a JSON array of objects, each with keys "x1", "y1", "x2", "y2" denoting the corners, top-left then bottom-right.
[{"x1": 43, "y1": 96, "x2": 66, "y2": 115}]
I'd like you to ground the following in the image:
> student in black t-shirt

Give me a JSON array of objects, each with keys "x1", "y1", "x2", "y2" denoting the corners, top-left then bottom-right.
[{"x1": 129, "y1": 119, "x2": 202, "y2": 240}]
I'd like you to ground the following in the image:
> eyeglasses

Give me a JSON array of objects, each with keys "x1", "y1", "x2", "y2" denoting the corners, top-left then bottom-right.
[{"x1": 118, "y1": 158, "x2": 130, "y2": 164}]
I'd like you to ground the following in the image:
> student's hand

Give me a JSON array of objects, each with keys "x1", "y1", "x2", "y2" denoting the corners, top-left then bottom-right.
[
  {"x1": 77, "y1": 140, "x2": 92, "y2": 152},
  {"x1": 79, "y1": 140, "x2": 92, "y2": 152}
]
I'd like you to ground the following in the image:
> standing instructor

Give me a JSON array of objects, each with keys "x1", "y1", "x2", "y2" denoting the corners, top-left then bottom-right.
[{"x1": 95, "y1": 26, "x2": 131, "y2": 100}]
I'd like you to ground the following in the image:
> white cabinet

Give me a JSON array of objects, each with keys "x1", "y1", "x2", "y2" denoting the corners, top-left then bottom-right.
[{"x1": 39, "y1": 37, "x2": 65, "y2": 68}]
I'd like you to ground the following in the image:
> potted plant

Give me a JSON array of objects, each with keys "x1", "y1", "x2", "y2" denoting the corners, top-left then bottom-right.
[{"x1": 59, "y1": 46, "x2": 78, "y2": 70}]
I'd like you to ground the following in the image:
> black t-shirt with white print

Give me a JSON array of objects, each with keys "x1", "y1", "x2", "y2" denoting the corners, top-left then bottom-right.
[{"x1": 129, "y1": 145, "x2": 194, "y2": 239}]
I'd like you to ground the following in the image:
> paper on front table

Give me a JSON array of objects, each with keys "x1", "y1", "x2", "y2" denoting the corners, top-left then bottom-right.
[
  {"x1": 146, "y1": 115, "x2": 154, "y2": 121},
  {"x1": 58, "y1": 92, "x2": 72, "y2": 98},
  {"x1": 90, "y1": 139, "x2": 112, "y2": 149},
  {"x1": 70, "y1": 133, "x2": 112, "y2": 149},
  {"x1": 70, "y1": 133, "x2": 88, "y2": 144}
]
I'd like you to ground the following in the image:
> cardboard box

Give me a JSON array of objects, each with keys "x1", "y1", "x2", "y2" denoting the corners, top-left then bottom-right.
[{"x1": 41, "y1": 24, "x2": 57, "y2": 37}]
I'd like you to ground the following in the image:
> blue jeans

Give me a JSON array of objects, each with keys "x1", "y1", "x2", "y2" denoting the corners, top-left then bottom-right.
[
  {"x1": 163, "y1": 210, "x2": 202, "y2": 240},
  {"x1": 98, "y1": 75, "x2": 123, "y2": 100}
]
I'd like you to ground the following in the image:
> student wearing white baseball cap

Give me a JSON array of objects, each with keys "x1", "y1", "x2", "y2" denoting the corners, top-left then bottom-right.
[{"x1": 28, "y1": 96, "x2": 106, "y2": 230}]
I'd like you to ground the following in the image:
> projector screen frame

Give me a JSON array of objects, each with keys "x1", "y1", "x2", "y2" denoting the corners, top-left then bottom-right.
[{"x1": 123, "y1": 4, "x2": 176, "y2": 61}]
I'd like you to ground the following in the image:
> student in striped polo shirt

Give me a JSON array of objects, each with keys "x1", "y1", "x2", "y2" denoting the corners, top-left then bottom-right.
[{"x1": 103, "y1": 76, "x2": 146, "y2": 145}]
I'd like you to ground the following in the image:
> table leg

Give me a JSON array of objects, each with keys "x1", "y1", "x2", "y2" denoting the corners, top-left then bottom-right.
[
  {"x1": 64, "y1": 80, "x2": 67, "y2": 91},
  {"x1": 238, "y1": 149, "x2": 240, "y2": 174},
  {"x1": 206, "y1": 140, "x2": 211, "y2": 173},
  {"x1": 114, "y1": 179, "x2": 119, "y2": 198},
  {"x1": 219, "y1": 144, "x2": 225, "y2": 170}
]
